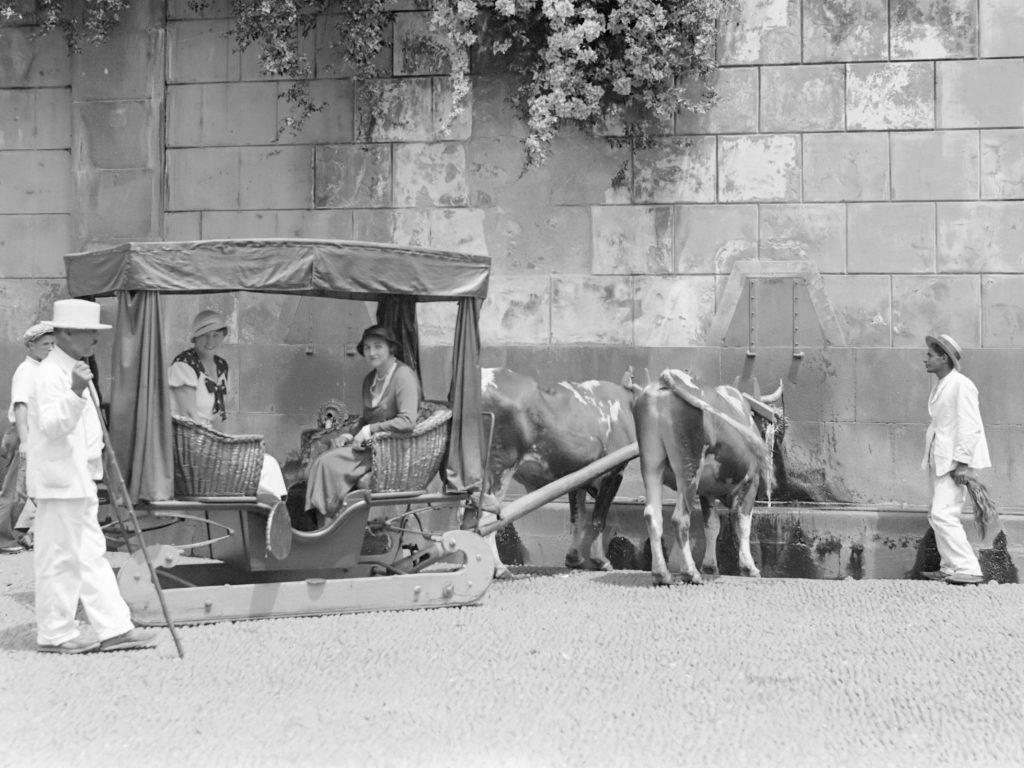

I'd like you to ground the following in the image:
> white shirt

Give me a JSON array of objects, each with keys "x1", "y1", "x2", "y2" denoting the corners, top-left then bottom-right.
[
  {"x1": 26, "y1": 346, "x2": 104, "y2": 499},
  {"x1": 8, "y1": 356, "x2": 41, "y2": 423}
]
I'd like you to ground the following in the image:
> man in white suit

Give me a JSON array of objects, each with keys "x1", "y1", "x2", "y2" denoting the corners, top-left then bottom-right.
[
  {"x1": 921, "y1": 333, "x2": 989, "y2": 585},
  {"x1": 29, "y1": 299, "x2": 157, "y2": 653}
]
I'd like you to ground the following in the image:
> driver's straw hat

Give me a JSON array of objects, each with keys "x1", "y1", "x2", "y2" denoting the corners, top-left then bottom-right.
[{"x1": 47, "y1": 299, "x2": 111, "y2": 330}]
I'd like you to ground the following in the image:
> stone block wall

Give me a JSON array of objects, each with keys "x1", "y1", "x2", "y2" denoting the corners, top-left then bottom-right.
[{"x1": 1, "y1": 0, "x2": 1023, "y2": 505}]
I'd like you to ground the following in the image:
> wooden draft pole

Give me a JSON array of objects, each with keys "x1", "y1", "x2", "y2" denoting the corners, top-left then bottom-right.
[
  {"x1": 477, "y1": 443, "x2": 640, "y2": 536},
  {"x1": 89, "y1": 383, "x2": 185, "y2": 659}
]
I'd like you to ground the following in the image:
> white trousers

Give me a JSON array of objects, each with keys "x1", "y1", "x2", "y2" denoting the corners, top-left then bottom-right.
[
  {"x1": 928, "y1": 471, "x2": 982, "y2": 577},
  {"x1": 34, "y1": 495, "x2": 133, "y2": 646}
]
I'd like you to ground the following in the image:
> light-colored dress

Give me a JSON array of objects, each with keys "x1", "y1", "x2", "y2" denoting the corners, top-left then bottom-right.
[
  {"x1": 168, "y1": 350, "x2": 287, "y2": 500},
  {"x1": 305, "y1": 362, "x2": 420, "y2": 517}
]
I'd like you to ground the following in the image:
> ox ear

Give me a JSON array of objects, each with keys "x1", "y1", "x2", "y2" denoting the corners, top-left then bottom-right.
[
  {"x1": 621, "y1": 365, "x2": 643, "y2": 395},
  {"x1": 620, "y1": 365, "x2": 634, "y2": 388}
]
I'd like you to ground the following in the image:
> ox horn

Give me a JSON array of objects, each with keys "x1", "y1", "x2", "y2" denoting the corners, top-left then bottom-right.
[{"x1": 759, "y1": 379, "x2": 784, "y2": 404}]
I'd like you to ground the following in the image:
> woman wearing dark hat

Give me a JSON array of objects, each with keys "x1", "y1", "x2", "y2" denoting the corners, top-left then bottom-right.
[
  {"x1": 168, "y1": 310, "x2": 288, "y2": 503},
  {"x1": 305, "y1": 325, "x2": 420, "y2": 525}
]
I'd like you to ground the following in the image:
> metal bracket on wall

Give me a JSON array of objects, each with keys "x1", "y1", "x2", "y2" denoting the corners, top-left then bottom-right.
[
  {"x1": 739, "y1": 277, "x2": 758, "y2": 383},
  {"x1": 747, "y1": 278, "x2": 757, "y2": 359},
  {"x1": 708, "y1": 261, "x2": 845, "y2": 386},
  {"x1": 789, "y1": 279, "x2": 806, "y2": 383},
  {"x1": 708, "y1": 260, "x2": 847, "y2": 349}
]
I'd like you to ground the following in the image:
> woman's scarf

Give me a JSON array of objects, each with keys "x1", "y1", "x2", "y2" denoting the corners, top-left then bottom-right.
[{"x1": 173, "y1": 348, "x2": 228, "y2": 421}]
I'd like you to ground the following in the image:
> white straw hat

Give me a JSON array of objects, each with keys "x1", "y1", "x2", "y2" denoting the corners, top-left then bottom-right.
[
  {"x1": 925, "y1": 333, "x2": 962, "y2": 370},
  {"x1": 47, "y1": 299, "x2": 111, "y2": 330}
]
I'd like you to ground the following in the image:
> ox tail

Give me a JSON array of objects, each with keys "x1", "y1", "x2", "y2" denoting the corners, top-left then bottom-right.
[
  {"x1": 658, "y1": 370, "x2": 772, "y2": 492},
  {"x1": 760, "y1": 417, "x2": 777, "y2": 505},
  {"x1": 962, "y1": 472, "x2": 999, "y2": 540}
]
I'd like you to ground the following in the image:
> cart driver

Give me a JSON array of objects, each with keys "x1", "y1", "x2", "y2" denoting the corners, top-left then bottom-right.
[{"x1": 28, "y1": 299, "x2": 157, "y2": 653}]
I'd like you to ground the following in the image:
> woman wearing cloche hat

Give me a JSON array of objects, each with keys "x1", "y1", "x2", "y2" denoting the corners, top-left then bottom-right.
[
  {"x1": 304, "y1": 325, "x2": 420, "y2": 527},
  {"x1": 168, "y1": 310, "x2": 288, "y2": 504}
]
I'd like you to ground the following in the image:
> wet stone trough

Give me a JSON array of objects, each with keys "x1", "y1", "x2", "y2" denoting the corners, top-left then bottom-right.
[{"x1": 496, "y1": 501, "x2": 1023, "y2": 584}]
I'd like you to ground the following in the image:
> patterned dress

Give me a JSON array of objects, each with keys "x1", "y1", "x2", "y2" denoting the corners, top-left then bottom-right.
[{"x1": 168, "y1": 349, "x2": 228, "y2": 427}]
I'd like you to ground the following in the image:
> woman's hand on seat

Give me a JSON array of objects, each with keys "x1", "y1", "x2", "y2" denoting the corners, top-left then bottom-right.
[
  {"x1": 352, "y1": 425, "x2": 373, "y2": 450},
  {"x1": 332, "y1": 433, "x2": 354, "y2": 449}
]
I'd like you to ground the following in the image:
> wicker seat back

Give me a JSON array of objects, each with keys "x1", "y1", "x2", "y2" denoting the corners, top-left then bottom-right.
[
  {"x1": 370, "y1": 404, "x2": 452, "y2": 493},
  {"x1": 172, "y1": 416, "x2": 265, "y2": 497}
]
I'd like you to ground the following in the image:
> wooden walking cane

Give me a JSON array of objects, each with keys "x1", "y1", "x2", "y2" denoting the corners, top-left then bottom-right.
[{"x1": 89, "y1": 382, "x2": 185, "y2": 659}]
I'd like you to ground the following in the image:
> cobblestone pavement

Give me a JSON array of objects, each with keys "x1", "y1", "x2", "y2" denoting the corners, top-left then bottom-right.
[{"x1": 1, "y1": 552, "x2": 1022, "y2": 768}]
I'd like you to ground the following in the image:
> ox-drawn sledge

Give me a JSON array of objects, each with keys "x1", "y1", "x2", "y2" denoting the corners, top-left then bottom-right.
[
  {"x1": 63, "y1": 240, "x2": 790, "y2": 628},
  {"x1": 65, "y1": 239, "x2": 503, "y2": 625}
]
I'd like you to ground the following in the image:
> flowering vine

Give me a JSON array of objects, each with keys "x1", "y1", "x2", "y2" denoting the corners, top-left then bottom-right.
[{"x1": 1, "y1": 0, "x2": 729, "y2": 167}]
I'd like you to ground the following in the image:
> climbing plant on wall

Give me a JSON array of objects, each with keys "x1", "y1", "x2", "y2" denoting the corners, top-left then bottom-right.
[
  {"x1": 1, "y1": 0, "x2": 729, "y2": 168},
  {"x1": 1, "y1": 0, "x2": 130, "y2": 49}
]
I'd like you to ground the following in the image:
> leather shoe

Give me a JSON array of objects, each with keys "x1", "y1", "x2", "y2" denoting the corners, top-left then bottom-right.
[
  {"x1": 946, "y1": 572, "x2": 985, "y2": 585},
  {"x1": 37, "y1": 636, "x2": 100, "y2": 654},
  {"x1": 920, "y1": 570, "x2": 950, "y2": 581},
  {"x1": 99, "y1": 628, "x2": 158, "y2": 652},
  {"x1": 0, "y1": 544, "x2": 25, "y2": 555}
]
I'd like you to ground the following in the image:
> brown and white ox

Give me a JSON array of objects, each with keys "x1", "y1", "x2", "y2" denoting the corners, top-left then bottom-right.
[
  {"x1": 634, "y1": 369, "x2": 776, "y2": 586},
  {"x1": 480, "y1": 367, "x2": 636, "y2": 574}
]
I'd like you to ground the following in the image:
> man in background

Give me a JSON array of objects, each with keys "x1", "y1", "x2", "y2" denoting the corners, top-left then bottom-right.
[
  {"x1": 0, "y1": 322, "x2": 54, "y2": 555},
  {"x1": 921, "y1": 333, "x2": 990, "y2": 586}
]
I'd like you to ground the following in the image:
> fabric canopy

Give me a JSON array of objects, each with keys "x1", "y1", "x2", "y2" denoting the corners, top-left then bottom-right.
[
  {"x1": 64, "y1": 239, "x2": 489, "y2": 302},
  {"x1": 376, "y1": 297, "x2": 420, "y2": 378},
  {"x1": 109, "y1": 291, "x2": 174, "y2": 501},
  {"x1": 64, "y1": 240, "x2": 487, "y2": 501}
]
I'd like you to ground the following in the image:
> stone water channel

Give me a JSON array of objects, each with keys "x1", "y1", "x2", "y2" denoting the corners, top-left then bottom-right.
[{"x1": 495, "y1": 500, "x2": 1023, "y2": 584}]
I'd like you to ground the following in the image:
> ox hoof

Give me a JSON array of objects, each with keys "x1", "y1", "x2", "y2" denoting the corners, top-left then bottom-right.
[
  {"x1": 494, "y1": 565, "x2": 512, "y2": 580},
  {"x1": 564, "y1": 552, "x2": 586, "y2": 570},
  {"x1": 739, "y1": 566, "x2": 762, "y2": 578},
  {"x1": 651, "y1": 571, "x2": 673, "y2": 587},
  {"x1": 678, "y1": 572, "x2": 704, "y2": 586},
  {"x1": 701, "y1": 564, "x2": 720, "y2": 577},
  {"x1": 590, "y1": 557, "x2": 614, "y2": 572}
]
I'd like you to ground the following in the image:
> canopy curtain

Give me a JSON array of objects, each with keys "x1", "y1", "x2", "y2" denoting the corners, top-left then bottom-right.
[
  {"x1": 376, "y1": 296, "x2": 420, "y2": 378},
  {"x1": 110, "y1": 290, "x2": 174, "y2": 502},
  {"x1": 443, "y1": 297, "x2": 483, "y2": 493}
]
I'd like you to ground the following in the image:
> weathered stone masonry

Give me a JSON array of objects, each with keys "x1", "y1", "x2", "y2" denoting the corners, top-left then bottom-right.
[{"x1": 1, "y1": 0, "x2": 1024, "y2": 504}]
